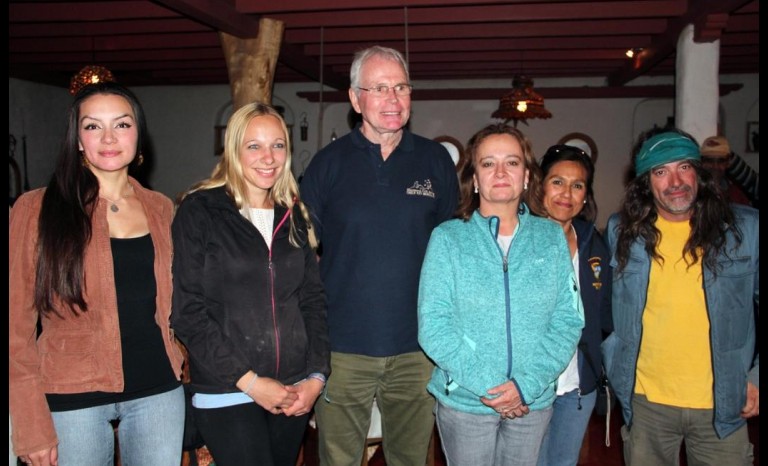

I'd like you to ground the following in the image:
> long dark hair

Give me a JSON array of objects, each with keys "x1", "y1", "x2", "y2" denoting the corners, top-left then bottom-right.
[
  {"x1": 35, "y1": 82, "x2": 148, "y2": 317},
  {"x1": 456, "y1": 124, "x2": 544, "y2": 220},
  {"x1": 614, "y1": 130, "x2": 741, "y2": 275},
  {"x1": 538, "y1": 144, "x2": 597, "y2": 222}
]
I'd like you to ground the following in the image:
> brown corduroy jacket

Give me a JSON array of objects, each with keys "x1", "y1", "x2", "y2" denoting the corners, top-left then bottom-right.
[{"x1": 8, "y1": 178, "x2": 183, "y2": 457}]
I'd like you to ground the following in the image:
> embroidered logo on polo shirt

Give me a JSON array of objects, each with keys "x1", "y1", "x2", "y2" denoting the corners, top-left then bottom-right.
[{"x1": 406, "y1": 179, "x2": 435, "y2": 198}]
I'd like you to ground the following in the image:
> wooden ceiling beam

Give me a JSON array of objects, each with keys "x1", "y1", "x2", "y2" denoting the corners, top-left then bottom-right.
[
  {"x1": 304, "y1": 36, "x2": 653, "y2": 56},
  {"x1": 9, "y1": 1, "x2": 174, "y2": 21},
  {"x1": 8, "y1": 0, "x2": 758, "y2": 88},
  {"x1": 236, "y1": 0, "x2": 656, "y2": 13},
  {"x1": 154, "y1": 0, "x2": 347, "y2": 89},
  {"x1": 154, "y1": 0, "x2": 256, "y2": 38},
  {"x1": 606, "y1": 0, "x2": 754, "y2": 85},
  {"x1": 9, "y1": 18, "x2": 209, "y2": 37},
  {"x1": 244, "y1": 1, "x2": 686, "y2": 26},
  {"x1": 297, "y1": 84, "x2": 743, "y2": 103},
  {"x1": 10, "y1": 48, "x2": 224, "y2": 63},
  {"x1": 286, "y1": 19, "x2": 667, "y2": 43}
]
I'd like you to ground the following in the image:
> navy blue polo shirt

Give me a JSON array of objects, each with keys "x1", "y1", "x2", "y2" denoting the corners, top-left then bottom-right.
[{"x1": 300, "y1": 126, "x2": 459, "y2": 356}]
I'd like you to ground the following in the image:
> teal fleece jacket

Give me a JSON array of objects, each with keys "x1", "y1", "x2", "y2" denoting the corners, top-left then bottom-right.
[{"x1": 418, "y1": 207, "x2": 584, "y2": 414}]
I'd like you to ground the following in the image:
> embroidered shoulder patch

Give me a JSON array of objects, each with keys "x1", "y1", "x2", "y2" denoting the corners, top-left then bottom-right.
[{"x1": 588, "y1": 256, "x2": 603, "y2": 290}]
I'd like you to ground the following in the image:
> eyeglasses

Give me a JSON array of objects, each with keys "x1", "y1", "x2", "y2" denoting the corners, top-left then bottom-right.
[{"x1": 357, "y1": 83, "x2": 413, "y2": 97}]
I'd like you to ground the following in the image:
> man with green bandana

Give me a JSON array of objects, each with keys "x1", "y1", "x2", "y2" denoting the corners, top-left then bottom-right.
[{"x1": 602, "y1": 129, "x2": 759, "y2": 465}]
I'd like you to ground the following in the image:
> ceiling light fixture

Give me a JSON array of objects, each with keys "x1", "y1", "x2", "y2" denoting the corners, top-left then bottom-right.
[
  {"x1": 69, "y1": 65, "x2": 116, "y2": 95},
  {"x1": 69, "y1": 38, "x2": 116, "y2": 95},
  {"x1": 625, "y1": 47, "x2": 643, "y2": 59},
  {"x1": 492, "y1": 75, "x2": 552, "y2": 127}
]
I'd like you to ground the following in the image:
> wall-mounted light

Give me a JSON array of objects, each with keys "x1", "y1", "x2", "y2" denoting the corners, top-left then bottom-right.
[{"x1": 625, "y1": 48, "x2": 643, "y2": 59}]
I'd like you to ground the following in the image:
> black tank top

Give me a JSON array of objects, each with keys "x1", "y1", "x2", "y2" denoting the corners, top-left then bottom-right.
[{"x1": 47, "y1": 234, "x2": 178, "y2": 411}]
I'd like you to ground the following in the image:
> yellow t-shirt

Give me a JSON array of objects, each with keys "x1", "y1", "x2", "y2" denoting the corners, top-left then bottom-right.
[{"x1": 635, "y1": 216, "x2": 713, "y2": 408}]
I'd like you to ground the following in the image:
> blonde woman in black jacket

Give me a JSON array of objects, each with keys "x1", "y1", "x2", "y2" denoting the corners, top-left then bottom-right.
[{"x1": 171, "y1": 103, "x2": 330, "y2": 466}]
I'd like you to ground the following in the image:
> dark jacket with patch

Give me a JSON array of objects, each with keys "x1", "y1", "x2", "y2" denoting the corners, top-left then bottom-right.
[{"x1": 573, "y1": 217, "x2": 613, "y2": 394}]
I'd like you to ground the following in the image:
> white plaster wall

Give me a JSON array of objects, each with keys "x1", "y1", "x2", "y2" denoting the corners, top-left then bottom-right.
[
  {"x1": 9, "y1": 74, "x2": 758, "y2": 228},
  {"x1": 8, "y1": 79, "x2": 71, "y2": 191},
  {"x1": 130, "y1": 85, "x2": 231, "y2": 199}
]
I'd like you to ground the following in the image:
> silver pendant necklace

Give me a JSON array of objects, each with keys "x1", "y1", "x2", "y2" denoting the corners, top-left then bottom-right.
[
  {"x1": 100, "y1": 185, "x2": 133, "y2": 213},
  {"x1": 99, "y1": 196, "x2": 121, "y2": 213}
]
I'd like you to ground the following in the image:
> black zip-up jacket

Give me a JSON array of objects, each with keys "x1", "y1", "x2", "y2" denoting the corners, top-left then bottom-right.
[
  {"x1": 573, "y1": 217, "x2": 613, "y2": 394},
  {"x1": 171, "y1": 187, "x2": 330, "y2": 394}
]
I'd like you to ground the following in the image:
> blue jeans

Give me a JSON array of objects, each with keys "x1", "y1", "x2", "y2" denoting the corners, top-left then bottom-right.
[
  {"x1": 435, "y1": 401, "x2": 552, "y2": 466},
  {"x1": 51, "y1": 386, "x2": 184, "y2": 466},
  {"x1": 537, "y1": 389, "x2": 596, "y2": 466}
]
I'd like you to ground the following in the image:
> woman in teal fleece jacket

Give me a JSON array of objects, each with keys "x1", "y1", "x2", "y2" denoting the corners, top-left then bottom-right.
[{"x1": 418, "y1": 124, "x2": 584, "y2": 466}]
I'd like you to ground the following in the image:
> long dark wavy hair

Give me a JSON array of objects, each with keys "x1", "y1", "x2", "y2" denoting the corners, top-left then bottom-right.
[
  {"x1": 613, "y1": 129, "x2": 741, "y2": 275},
  {"x1": 456, "y1": 123, "x2": 544, "y2": 220},
  {"x1": 538, "y1": 144, "x2": 597, "y2": 222},
  {"x1": 35, "y1": 82, "x2": 148, "y2": 317}
]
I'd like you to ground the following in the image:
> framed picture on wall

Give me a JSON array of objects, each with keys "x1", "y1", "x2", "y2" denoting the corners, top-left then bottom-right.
[
  {"x1": 746, "y1": 121, "x2": 759, "y2": 153},
  {"x1": 433, "y1": 135, "x2": 465, "y2": 169},
  {"x1": 557, "y1": 132, "x2": 598, "y2": 164}
]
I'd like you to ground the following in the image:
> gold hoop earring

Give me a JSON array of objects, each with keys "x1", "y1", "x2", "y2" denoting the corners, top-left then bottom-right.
[
  {"x1": 80, "y1": 151, "x2": 88, "y2": 167},
  {"x1": 136, "y1": 153, "x2": 144, "y2": 166}
]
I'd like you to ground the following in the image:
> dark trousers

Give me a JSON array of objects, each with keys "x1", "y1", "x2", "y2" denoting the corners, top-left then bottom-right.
[{"x1": 194, "y1": 402, "x2": 310, "y2": 466}]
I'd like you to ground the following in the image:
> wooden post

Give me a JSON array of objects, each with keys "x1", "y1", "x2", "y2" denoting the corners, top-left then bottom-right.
[{"x1": 219, "y1": 17, "x2": 284, "y2": 111}]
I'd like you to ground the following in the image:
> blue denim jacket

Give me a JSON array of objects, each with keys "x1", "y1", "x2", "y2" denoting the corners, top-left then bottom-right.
[{"x1": 602, "y1": 204, "x2": 759, "y2": 439}]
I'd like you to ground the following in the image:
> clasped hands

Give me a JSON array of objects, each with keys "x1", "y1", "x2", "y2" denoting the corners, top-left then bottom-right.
[
  {"x1": 480, "y1": 380, "x2": 529, "y2": 420},
  {"x1": 239, "y1": 372, "x2": 324, "y2": 417}
]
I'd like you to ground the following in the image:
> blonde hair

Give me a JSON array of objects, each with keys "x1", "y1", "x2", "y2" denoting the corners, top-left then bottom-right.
[{"x1": 184, "y1": 102, "x2": 317, "y2": 248}]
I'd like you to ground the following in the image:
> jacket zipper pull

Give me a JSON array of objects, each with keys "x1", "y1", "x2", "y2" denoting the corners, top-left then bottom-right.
[{"x1": 503, "y1": 256, "x2": 508, "y2": 273}]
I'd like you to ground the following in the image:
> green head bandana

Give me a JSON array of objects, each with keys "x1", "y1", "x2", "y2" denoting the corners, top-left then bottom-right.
[{"x1": 635, "y1": 132, "x2": 700, "y2": 176}]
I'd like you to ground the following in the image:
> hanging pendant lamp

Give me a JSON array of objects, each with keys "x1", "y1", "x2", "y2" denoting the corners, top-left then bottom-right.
[
  {"x1": 492, "y1": 75, "x2": 552, "y2": 127},
  {"x1": 69, "y1": 38, "x2": 116, "y2": 95},
  {"x1": 69, "y1": 65, "x2": 116, "y2": 95}
]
